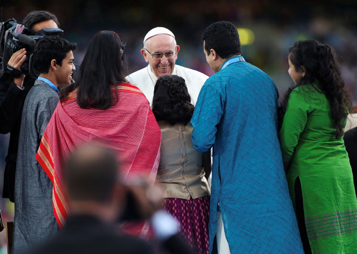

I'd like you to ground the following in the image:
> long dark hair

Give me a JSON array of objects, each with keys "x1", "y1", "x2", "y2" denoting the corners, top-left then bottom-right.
[
  {"x1": 60, "y1": 30, "x2": 126, "y2": 109},
  {"x1": 279, "y1": 40, "x2": 351, "y2": 139},
  {"x1": 152, "y1": 75, "x2": 194, "y2": 125}
]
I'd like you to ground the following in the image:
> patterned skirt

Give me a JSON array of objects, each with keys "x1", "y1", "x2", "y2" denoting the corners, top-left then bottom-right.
[{"x1": 163, "y1": 196, "x2": 210, "y2": 254}]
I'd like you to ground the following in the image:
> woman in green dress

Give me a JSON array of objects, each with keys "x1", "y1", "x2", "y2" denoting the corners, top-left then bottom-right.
[{"x1": 279, "y1": 39, "x2": 357, "y2": 254}]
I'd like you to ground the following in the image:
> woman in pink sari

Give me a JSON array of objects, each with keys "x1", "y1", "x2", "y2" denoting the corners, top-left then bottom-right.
[{"x1": 36, "y1": 31, "x2": 161, "y2": 237}]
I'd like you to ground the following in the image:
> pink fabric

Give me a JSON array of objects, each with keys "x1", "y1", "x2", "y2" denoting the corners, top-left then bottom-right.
[
  {"x1": 37, "y1": 83, "x2": 161, "y2": 236},
  {"x1": 163, "y1": 196, "x2": 210, "y2": 254}
]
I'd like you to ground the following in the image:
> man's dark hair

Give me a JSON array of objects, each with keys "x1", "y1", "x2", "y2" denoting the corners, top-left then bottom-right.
[
  {"x1": 60, "y1": 30, "x2": 126, "y2": 110},
  {"x1": 32, "y1": 36, "x2": 76, "y2": 74},
  {"x1": 152, "y1": 75, "x2": 194, "y2": 125},
  {"x1": 22, "y1": 10, "x2": 60, "y2": 34},
  {"x1": 202, "y1": 21, "x2": 241, "y2": 59},
  {"x1": 63, "y1": 143, "x2": 120, "y2": 203}
]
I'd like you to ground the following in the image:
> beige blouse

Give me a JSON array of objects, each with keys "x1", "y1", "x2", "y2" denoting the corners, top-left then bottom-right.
[{"x1": 157, "y1": 121, "x2": 210, "y2": 200}]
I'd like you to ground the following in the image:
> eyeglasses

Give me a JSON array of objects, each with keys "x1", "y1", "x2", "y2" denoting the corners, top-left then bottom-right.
[{"x1": 145, "y1": 48, "x2": 175, "y2": 60}]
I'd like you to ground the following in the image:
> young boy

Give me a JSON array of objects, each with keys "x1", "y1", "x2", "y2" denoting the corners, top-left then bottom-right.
[{"x1": 13, "y1": 35, "x2": 76, "y2": 253}]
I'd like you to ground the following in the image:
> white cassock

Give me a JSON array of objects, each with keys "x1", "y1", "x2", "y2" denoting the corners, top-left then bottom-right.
[
  {"x1": 126, "y1": 64, "x2": 208, "y2": 105},
  {"x1": 345, "y1": 113, "x2": 357, "y2": 132}
]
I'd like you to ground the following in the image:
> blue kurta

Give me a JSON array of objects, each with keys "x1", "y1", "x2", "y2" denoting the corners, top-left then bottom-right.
[{"x1": 191, "y1": 57, "x2": 303, "y2": 254}]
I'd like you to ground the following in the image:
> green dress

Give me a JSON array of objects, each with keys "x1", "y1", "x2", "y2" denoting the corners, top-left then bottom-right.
[{"x1": 279, "y1": 84, "x2": 357, "y2": 254}]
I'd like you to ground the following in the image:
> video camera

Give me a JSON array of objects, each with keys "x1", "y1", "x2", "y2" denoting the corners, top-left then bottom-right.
[{"x1": 0, "y1": 18, "x2": 63, "y2": 79}]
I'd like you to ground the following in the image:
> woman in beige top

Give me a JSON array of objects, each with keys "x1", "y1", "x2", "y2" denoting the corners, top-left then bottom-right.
[{"x1": 152, "y1": 75, "x2": 211, "y2": 254}]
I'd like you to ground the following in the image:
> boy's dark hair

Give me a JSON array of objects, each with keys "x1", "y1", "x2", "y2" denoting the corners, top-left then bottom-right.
[
  {"x1": 22, "y1": 10, "x2": 60, "y2": 34},
  {"x1": 152, "y1": 75, "x2": 194, "y2": 126},
  {"x1": 202, "y1": 21, "x2": 241, "y2": 59},
  {"x1": 32, "y1": 36, "x2": 76, "y2": 74}
]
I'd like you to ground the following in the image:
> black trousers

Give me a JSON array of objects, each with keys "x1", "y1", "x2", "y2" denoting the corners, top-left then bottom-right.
[{"x1": 295, "y1": 177, "x2": 312, "y2": 254}]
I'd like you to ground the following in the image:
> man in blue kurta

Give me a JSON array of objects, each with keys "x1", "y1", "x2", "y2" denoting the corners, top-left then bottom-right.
[{"x1": 191, "y1": 21, "x2": 304, "y2": 254}]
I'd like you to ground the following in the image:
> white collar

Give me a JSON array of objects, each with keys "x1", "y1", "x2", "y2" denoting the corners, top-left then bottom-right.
[{"x1": 146, "y1": 65, "x2": 178, "y2": 86}]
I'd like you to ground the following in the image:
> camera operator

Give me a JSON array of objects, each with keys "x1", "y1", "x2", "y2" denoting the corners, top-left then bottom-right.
[{"x1": 0, "y1": 10, "x2": 59, "y2": 202}]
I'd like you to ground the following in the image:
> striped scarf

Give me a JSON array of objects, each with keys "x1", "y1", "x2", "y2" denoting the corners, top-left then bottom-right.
[{"x1": 36, "y1": 83, "x2": 161, "y2": 236}]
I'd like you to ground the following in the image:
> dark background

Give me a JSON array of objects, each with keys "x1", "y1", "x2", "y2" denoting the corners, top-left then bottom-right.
[
  {"x1": 2, "y1": 0, "x2": 357, "y2": 98},
  {"x1": 0, "y1": 0, "x2": 356, "y2": 249}
]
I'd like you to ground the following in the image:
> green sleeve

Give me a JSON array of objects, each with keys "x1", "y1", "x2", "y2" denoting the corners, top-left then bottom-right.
[{"x1": 279, "y1": 89, "x2": 309, "y2": 166}]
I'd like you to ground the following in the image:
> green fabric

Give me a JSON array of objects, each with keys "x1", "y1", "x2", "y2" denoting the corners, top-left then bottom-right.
[{"x1": 279, "y1": 84, "x2": 357, "y2": 254}]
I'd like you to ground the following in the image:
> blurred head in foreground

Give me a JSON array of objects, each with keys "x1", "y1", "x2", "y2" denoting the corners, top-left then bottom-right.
[{"x1": 63, "y1": 143, "x2": 124, "y2": 222}]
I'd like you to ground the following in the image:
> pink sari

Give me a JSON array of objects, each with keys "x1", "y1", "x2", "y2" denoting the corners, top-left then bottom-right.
[{"x1": 36, "y1": 83, "x2": 161, "y2": 236}]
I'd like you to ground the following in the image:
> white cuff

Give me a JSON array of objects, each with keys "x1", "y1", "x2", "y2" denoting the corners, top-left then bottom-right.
[{"x1": 151, "y1": 210, "x2": 180, "y2": 241}]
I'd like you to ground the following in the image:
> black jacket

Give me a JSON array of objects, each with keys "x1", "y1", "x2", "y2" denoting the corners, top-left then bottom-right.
[
  {"x1": 22, "y1": 215, "x2": 155, "y2": 254},
  {"x1": 22, "y1": 215, "x2": 197, "y2": 254},
  {"x1": 0, "y1": 71, "x2": 35, "y2": 201}
]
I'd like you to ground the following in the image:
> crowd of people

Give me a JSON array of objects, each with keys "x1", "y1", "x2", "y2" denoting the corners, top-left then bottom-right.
[{"x1": 0, "y1": 9, "x2": 356, "y2": 254}]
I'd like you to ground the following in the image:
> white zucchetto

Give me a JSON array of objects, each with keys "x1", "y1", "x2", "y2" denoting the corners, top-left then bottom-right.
[{"x1": 143, "y1": 27, "x2": 175, "y2": 44}]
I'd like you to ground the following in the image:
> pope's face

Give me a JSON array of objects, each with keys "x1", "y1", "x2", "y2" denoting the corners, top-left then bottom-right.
[{"x1": 142, "y1": 34, "x2": 180, "y2": 78}]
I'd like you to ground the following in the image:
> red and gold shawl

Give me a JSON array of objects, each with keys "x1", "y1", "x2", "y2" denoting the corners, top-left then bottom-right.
[{"x1": 36, "y1": 83, "x2": 161, "y2": 236}]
